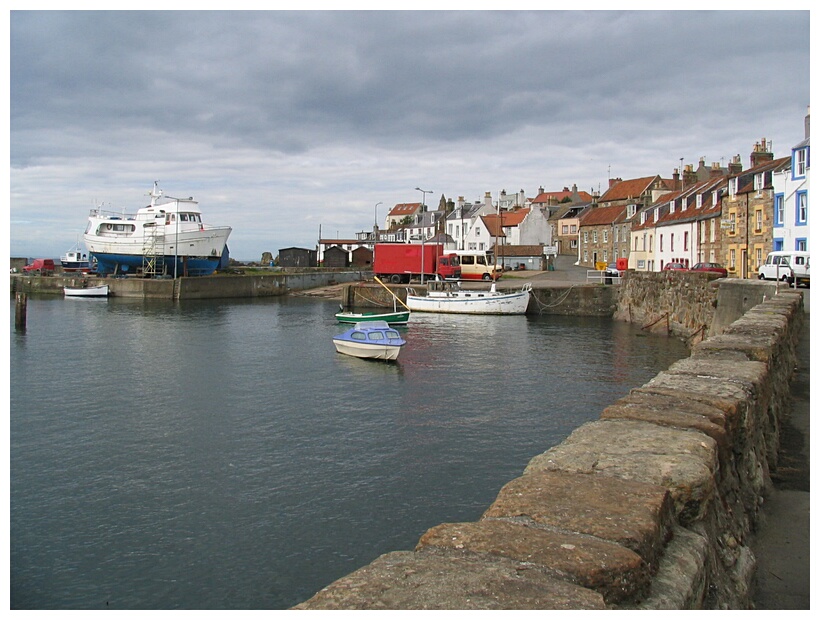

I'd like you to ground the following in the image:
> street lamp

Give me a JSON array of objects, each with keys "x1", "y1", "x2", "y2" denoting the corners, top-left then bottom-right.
[
  {"x1": 374, "y1": 201, "x2": 383, "y2": 243},
  {"x1": 415, "y1": 188, "x2": 432, "y2": 284},
  {"x1": 415, "y1": 187, "x2": 432, "y2": 212}
]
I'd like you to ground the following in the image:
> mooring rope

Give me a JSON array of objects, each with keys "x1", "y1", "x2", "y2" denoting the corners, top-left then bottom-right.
[{"x1": 529, "y1": 284, "x2": 579, "y2": 314}]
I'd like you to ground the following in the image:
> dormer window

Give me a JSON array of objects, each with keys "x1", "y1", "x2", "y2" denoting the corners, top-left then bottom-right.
[
  {"x1": 626, "y1": 204, "x2": 637, "y2": 218},
  {"x1": 696, "y1": 194, "x2": 702, "y2": 209},
  {"x1": 729, "y1": 177, "x2": 738, "y2": 198},
  {"x1": 794, "y1": 147, "x2": 807, "y2": 178},
  {"x1": 640, "y1": 211, "x2": 647, "y2": 224},
  {"x1": 654, "y1": 208, "x2": 659, "y2": 222},
  {"x1": 754, "y1": 173, "x2": 764, "y2": 191},
  {"x1": 669, "y1": 200, "x2": 676, "y2": 213}
]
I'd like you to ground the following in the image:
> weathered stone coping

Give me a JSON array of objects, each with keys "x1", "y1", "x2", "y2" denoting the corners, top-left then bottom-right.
[{"x1": 294, "y1": 289, "x2": 804, "y2": 610}]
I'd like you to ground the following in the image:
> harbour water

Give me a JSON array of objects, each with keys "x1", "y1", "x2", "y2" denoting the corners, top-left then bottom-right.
[{"x1": 10, "y1": 294, "x2": 689, "y2": 609}]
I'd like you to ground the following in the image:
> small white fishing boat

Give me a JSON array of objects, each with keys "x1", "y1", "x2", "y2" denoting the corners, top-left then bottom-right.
[
  {"x1": 405, "y1": 280, "x2": 531, "y2": 315},
  {"x1": 63, "y1": 284, "x2": 110, "y2": 298},
  {"x1": 332, "y1": 321, "x2": 406, "y2": 361}
]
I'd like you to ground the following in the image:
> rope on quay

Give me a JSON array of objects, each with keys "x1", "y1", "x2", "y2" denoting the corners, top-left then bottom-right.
[{"x1": 529, "y1": 284, "x2": 578, "y2": 314}]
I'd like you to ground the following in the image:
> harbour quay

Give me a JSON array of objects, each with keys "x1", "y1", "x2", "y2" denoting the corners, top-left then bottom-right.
[
  {"x1": 9, "y1": 269, "x2": 368, "y2": 300},
  {"x1": 294, "y1": 282, "x2": 808, "y2": 610}
]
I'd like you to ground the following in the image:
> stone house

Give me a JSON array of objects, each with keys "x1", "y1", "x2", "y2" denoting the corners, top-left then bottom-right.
[
  {"x1": 552, "y1": 203, "x2": 592, "y2": 257},
  {"x1": 721, "y1": 142, "x2": 790, "y2": 278},
  {"x1": 578, "y1": 204, "x2": 628, "y2": 268}
]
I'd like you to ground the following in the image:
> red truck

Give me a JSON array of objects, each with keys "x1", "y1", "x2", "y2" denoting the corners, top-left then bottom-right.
[{"x1": 373, "y1": 243, "x2": 460, "y2": 284}]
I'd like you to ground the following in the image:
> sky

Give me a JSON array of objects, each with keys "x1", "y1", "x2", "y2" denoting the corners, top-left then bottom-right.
[{"x1": 7, "y1": 9, "x2": 812, "y2": 262}]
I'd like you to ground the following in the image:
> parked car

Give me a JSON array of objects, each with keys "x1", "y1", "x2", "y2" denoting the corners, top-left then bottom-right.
[
  {"x1": 689, "y1": 262, "x2": 728, "y2": 277},
  {"x1": 23, "y1": 258, "x2": 56, "y2": 275},
  {"x1": 662, "y1": 262, "x2": 687, "y2": 271},
  {"x1": 604, "y1": 263, "x2": 621, "y2": 277}
]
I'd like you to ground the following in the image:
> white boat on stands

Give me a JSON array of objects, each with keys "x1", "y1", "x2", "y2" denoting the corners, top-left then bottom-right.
[
  {"x1": 406, "y1": 280, "x2": 532, "y2": 315},
  {"x1": 64, "y1": 284, "x2": 109, "y2": 297},
  {"x1": 83, "y1": 182, "x2": 232, "y2": 277}
]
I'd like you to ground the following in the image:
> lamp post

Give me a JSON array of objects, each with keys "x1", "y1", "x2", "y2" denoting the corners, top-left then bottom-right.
[
  {"x1": 415, "y1": 187, "x2": 432, "y2": 283},
  {"x1": 374, "y1": 201, "x2": 382, "y2": 243}
]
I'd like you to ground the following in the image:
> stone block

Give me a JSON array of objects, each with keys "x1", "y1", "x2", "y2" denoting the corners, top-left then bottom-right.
[
  {"x1": 525, "y1": 420, "x2": 717, "y2": 525},
  {"x1": 417, "y1": 519, "x2": 648, "y2": 603},
  {"x1": 603, "y1": 391, "x2": 729, "y2": 451},
  {"x1": 482, "y1": 469, "x2": 674, "y2": 570},
  {"x1": 292, "y1": 547, "x2": 606, "y2": 610}
]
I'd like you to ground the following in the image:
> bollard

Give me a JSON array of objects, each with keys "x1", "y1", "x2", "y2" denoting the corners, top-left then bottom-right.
[{"x1": 15, "y1": 292, "x2": 27, "y2": 330}]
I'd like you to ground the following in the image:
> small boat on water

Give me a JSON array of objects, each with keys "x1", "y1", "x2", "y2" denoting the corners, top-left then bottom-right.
[
  {"x1": 405, "y1": 280, "x2": 532, "y2": 315},
  {"x1": 335, "y1": 308, "x2": 410, "y2": 325},
  {"x1": 332, "y1": 321, "x2": 406, "y2": 361},
  {"x1": 63, "y1": 284, "x2": 110, "y2": 298}
]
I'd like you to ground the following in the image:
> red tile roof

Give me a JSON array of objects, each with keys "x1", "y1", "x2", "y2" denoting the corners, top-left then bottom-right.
[
  {"x1": 599, "y1": 176, "x2": 660, "y2": 203},
  {"x1": 388, "y1": 202, "x2": 422, "y2": 216},
  {"x1": 579, "y1": 204, "x2": 627, "y2": 226}
]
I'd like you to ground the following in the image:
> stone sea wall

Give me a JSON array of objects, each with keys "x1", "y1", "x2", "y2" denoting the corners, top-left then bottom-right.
[{"x1": 294, "y1": 284, "x2": 805, "y2": 610}]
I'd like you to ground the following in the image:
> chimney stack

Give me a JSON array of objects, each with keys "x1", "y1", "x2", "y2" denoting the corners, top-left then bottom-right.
[{"x1": 750, "y1": 138, "x2": 773, "y2": 168}]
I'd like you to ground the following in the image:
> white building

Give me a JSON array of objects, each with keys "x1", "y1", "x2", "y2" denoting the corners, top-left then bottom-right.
[{"x1": 772, "y1": 108, "x2": 810, "y2": 253}]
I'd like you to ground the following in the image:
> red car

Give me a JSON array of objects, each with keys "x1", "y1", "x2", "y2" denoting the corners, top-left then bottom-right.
[
  {"x1": 689, "y1": 262, "x2": 728, "y2": 277},
  {"x1": 662, "y1": 262, "x2": 687, "y2": 271}
]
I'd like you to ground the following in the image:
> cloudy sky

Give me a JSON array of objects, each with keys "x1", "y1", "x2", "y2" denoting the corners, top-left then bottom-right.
[{"x1": 8, "y1": 10, "x2": 811, "y2": 261}]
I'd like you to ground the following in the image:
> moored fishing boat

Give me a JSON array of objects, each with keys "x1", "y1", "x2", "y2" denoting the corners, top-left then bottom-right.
[
  {"x1": 406, "y1": 280, "x2": 531, "y2": 315},
  {"x1": 83, "y1": 182, "x2": 232, "y2": 277},
  {"x1": 63, "y1": 284, "x2": 109, "y2": 297},
  {"x1": 332, "y1": 321, "x2": 406, "y2": 361}
]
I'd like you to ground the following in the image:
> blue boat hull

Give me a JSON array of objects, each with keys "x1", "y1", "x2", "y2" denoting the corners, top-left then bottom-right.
[{"x1": 91, "y1": 252, "x2": 220, "y2": 277}]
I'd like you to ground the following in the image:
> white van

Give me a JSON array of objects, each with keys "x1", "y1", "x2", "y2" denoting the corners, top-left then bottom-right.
[
  {"x1": 757, "y1": 251, "x2": 810, "y2": 287},
  {"x1": 453, "y1": 250, "x2": 500, "y2": 281}
]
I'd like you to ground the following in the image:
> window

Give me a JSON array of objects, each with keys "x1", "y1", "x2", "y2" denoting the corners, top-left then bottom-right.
[
  {"x1": 684, "y1": 231, "x2": 688, "y2": 252},
  {"x1": 627, "y1": 204, "x2": 637, "y2": 218},
  {"x1": 570, "y1": 239, "x2": 577, "y2": 249},
  {"x1": 603, "y1": 250, "x2": 608, "y2": 262},
  {"x1": 583, "y1": 250, "x2": 588, "y2": 262},
  {"x1": 710, "y1": 218, "x2": 716, "y2": 242},
  {"x1": 642, "y1": 233, "x2": 647, "y2": 251},
  {"x1": 696, "y1": 194, "x2": 702, "y2": 209},
  {"x1": 562, "y1": 224, "x2": 568, "y2": 234},
  {"x1": 756, "y1": 248, "x2": 762, "y2": 268},
  {"x1": 593, "y1": 231, "x2": 598, "y2": 243},
  {"x1": 640, "y1": 212, "x2": 647, "y2": 224},
  {"x1": 755, "y1": 210, "x2": 762, "y2": 232},
  {"x1": 774, "y1": 194, "x2": 784, "y2": 227},
  {"x1": 603, "y1": 230, "x2": 608, "y2": 243},
  {"x1": 671, "y1": 233, "x2": 675, "y2": 252},
  {"x1": 796, "y1": 238, "x2": 807, "y2": 251},
  {"x1": 660, "y1": 234, "x2": 663, "y2": 252},
  {"x1": 729, "y1": 177, "x2": 738, "y2": 198},
  {"x1": 669, "y1": 200, "x2": 676, "y2": 213},
  {"x1": 730, "y1": 249, "x2": 736, "y2": 269},
  {"x1": 796, "y1": 191, "x2": 807, "y2": 225},
  {"x1": 729, "y1": 213, "x2": 736, "y2": 235},
  {"x1": 649, "y1": 235, "x2": 653, "y2": 252},
  {"x1": 613, "y1": 227, "x2": 618, "y2": 242},
  {"x1": 774, "y1": 238, "x2": 784, "y2": 251},
  {"x1": 570, "y1": 224, "x2": 577, "y2": 234},
  {"x1": 794, "y1": 148, "x2": 807, "y2": 178},
  {"x1": 475, "y1": 227, "x2": 481, "y2": 236},
  {"x1": 583, "y1": 231, "x2": 589, "y2": 243},
  {"x1": 634, "y1": 236, "x2": 638, "y2": 251},
  {"x1": 754, "y1": 173, "x2": 764, "y2": 192}
]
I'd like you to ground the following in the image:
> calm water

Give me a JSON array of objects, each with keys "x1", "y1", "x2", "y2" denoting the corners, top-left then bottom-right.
[{"x1": 9, "y1": 294, "x2": 689, "y2": 609}]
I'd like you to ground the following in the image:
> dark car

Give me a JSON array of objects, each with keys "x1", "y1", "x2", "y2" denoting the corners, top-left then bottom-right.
[
  {"x1": 662, "y1": 262, "x2": 687, "y2": 271},
  {"x1": 689, "y1": 262, "x2": 728, "y2": 277}
]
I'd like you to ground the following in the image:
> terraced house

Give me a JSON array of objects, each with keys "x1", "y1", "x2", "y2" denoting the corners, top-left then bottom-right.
[
  {"x1": 772, "y1": 108, "x2": 811, "y2": 254},
  {"x1": 721, "y1": 142, "x2": 790, "y2": 278},
  {"x1": 578, "y1": 175, "x2": 674, "y2": 268}
]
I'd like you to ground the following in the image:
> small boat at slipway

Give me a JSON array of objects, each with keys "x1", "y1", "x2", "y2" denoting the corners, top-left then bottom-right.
[
  {"x1": 335, "y1": 275, "x2": 413, "y2": 325},
  {"x1": 335, "y1": 308, "x2": 410, "y2": 325},
  {"x1": 83, "y1": 182, "x2": 232, "y2": 277},
  {"x1": 332, "y1": 321, "x2": 407, "y2": 361},
  {"x1": 60, "y1": 245, "x2": 93, "y2": 273},
  {"x1": 405, "y1": 280, "x2": 532, "y2": 315},
  {"x1": 63, "y1": 284, "x2": 110, "y2": 297}
]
